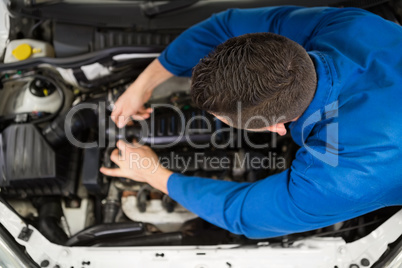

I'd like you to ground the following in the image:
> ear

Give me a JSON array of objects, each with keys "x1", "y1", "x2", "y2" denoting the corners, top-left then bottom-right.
[
  {"x1": 275, "y1": 123, "x2": 287, "y2": 136},
  {"x1": 267, "y1": 123, "x2": 287, "y2": 136}
]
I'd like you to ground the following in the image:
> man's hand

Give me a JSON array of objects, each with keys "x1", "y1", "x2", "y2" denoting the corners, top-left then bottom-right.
[
  {"x1": 100, "y1": 140, "x2": 173, "y2": 194},
  {"x1": 111, "y1": 83, "x2": 153, "y2": 126},
  {"x1": 111, "y1": 59, "x2": 174, "y2": 128}
]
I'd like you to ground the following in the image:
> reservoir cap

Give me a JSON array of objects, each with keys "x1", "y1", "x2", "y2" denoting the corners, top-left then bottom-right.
[{"x1": 12, "y1": 44, "x2": 32, "y2": 61}]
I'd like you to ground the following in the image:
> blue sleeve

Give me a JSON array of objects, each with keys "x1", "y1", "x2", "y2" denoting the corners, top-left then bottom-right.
[
  {"x1": 158, "y1": 6, "x2": 332, "y2": 77},
  {"x1": 167, "y1": 155, "x2": 382, "y2": 239}
]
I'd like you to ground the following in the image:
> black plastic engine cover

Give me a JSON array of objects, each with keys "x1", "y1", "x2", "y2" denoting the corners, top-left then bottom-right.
[{"x1": 0, "y1": 124, "x2": 78, "y2": 197}]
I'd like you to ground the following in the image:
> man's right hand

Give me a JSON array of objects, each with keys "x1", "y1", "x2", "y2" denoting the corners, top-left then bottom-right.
[
  {"x1": 111, "y1": 83, "x2": 153, "y2": 127},
  {"x1": 111, "y1": 58, "x2": 174, "y2": 128}
]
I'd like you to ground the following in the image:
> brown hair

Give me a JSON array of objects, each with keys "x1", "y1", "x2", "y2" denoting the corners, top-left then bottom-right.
[{"x1": 191, "y1": 32, "x2": 317, "y2": 129}]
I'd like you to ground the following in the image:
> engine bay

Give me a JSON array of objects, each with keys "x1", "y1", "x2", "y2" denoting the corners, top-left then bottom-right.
[
  {"x1": 0, "y1": 61, "x2": 399, "y2": 249},
  {"x1": 0, "y1": 0, "x2": 400, "y2": 260},
  {"x1": 0, "y1": 63, "x2": 298, "y2": 245}
]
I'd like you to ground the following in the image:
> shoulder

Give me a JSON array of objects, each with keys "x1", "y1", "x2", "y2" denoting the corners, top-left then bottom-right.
[{"x1": 307, "y1": 7, "x2": 401, "y2": 44}]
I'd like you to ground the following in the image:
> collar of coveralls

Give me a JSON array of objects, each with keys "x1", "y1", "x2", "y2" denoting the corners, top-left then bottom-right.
[{"x1": 289, "y1": 51, "x2": 340, "y2": 147}]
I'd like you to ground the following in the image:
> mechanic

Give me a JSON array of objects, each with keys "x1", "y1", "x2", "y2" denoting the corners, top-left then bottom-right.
[{"x1": 100, "y1": 6, "x2": 402, "y2": 238}]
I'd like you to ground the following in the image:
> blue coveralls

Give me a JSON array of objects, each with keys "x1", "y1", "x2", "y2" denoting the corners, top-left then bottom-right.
[{"x1": 158, "y1": 7, "x2": 402, "y2": 238}]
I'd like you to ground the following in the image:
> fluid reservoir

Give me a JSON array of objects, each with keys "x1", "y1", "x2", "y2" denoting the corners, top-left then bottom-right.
[
  {"x1": 0, "y1": 77, "x2": 63, "y2": 116},
  {"x1": 4, "y1": 39, "x2": 54, "y2": 63}
]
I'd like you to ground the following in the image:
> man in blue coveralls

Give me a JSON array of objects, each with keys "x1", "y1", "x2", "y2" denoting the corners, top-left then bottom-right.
[{"x1": 100, "y1": 6, "x2": 402, "y2": 238}]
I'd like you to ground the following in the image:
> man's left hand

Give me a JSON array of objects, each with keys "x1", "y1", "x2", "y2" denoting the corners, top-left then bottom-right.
[{"x1": 100, "y1": 140, "x2": 173, "y2": 194}]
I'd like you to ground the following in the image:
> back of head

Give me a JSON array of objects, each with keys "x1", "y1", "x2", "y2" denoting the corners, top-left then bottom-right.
[{"x1": 191, "y1": 32, "x2": 317, "y2": 129}]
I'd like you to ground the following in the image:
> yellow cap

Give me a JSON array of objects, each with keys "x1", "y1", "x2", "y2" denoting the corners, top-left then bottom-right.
[{"x1": 12, "y1": 44, "x2": 32, "y2": 61}]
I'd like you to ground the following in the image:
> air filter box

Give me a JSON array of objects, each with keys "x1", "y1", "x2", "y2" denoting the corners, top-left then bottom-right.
[{"x1": 0, "y1": 124, "x2": 78, "y2": 197}]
